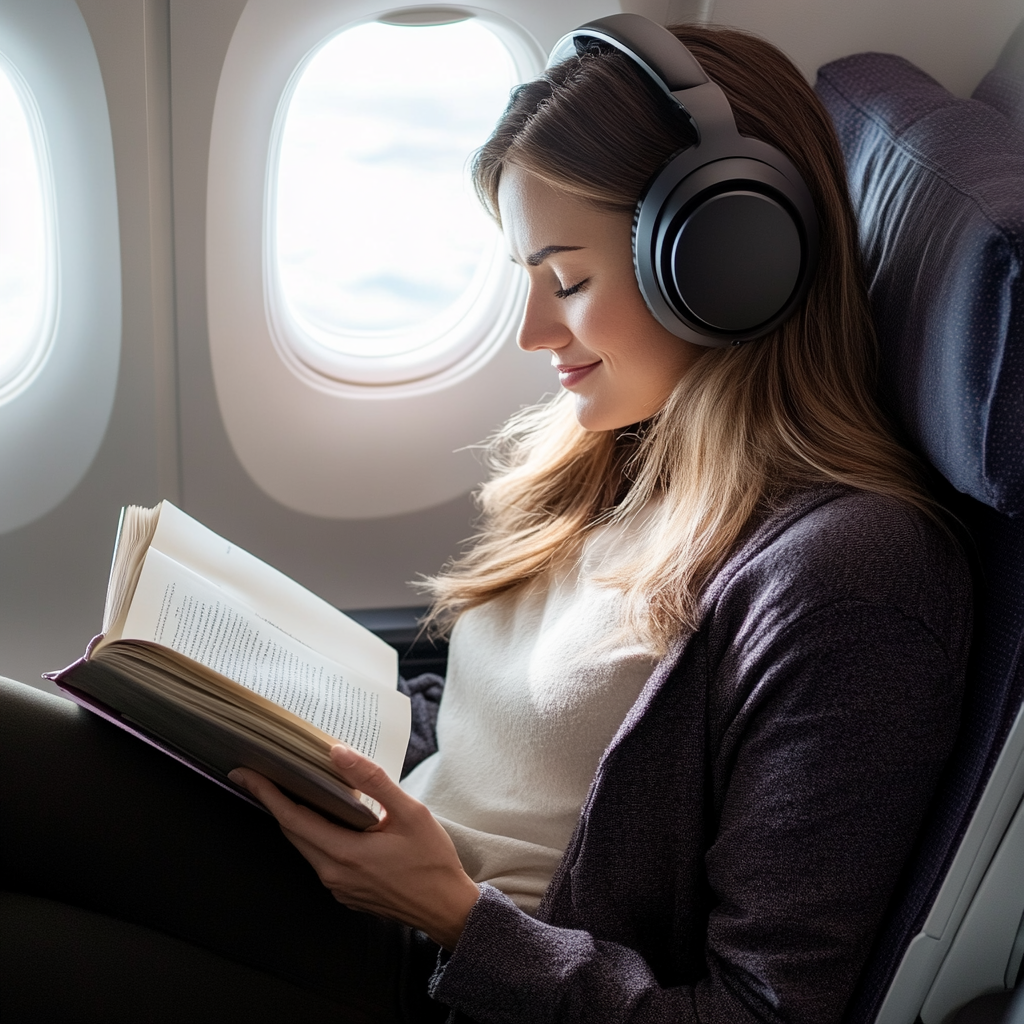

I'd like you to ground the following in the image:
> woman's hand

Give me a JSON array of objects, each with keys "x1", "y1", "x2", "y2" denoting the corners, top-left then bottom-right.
[{"x1": 228, "y1": 746, "x2": 480, "y2": 950}]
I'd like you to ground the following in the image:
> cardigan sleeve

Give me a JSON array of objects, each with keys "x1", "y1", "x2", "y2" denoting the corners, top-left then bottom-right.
[
  {"x1": 428, "y1": 588, "x2": 967, "y2": 1023},
  {"x1": 398, "y1": 673, "x2": 445, "y2": 778},
  {"x1": 431, "y1": 883, "x2": 708, "y2": 1022}
]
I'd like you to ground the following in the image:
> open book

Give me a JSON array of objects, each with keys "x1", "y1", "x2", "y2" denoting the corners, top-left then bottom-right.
[{"x1": 46, "y1": 503, "x2": 411, "y2": 830}]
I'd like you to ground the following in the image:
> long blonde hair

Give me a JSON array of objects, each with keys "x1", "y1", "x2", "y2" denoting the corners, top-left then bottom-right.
[{"x1": 422, "y1": 25, "x2": 935, "y2": 655}]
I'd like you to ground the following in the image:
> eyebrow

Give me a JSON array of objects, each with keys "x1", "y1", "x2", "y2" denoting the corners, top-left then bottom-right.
[{"x1": 512, "y1": 245, "x2": 585, "y2": 267}]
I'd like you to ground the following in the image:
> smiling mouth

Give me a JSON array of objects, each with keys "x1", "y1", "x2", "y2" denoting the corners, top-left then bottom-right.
[{"x1": 555, "y1": 361, "x2": 601, "y2": 387}]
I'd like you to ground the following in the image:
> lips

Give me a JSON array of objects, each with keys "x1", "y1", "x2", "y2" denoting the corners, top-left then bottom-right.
[{"x1": 555, "y1": 361, "x2": 600, "y2": 387}]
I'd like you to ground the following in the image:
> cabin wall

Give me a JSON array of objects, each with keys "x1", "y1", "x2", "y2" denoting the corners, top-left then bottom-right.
[
  {"x1": 0, "y1": 0, "x2": 169, "y2": 693},
  {"x1": 713, "y1": 0, "x2": 1023, "y2": 99}
]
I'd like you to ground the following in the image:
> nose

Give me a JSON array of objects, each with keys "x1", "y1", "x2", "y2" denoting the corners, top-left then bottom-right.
[{"x1": 516, "y1": 282, "x2": 572, "y2": 353}]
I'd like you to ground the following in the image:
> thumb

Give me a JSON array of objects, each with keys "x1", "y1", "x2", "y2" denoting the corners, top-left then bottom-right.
[{"x1": 329, "y1": 743, "x2": 410, "y2": 810}]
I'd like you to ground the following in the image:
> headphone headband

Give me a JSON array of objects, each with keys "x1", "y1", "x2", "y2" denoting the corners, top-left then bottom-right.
[
  {"x1": 550, "y1": 15, "x2": 709, "y2": 92},
  {"x1": 546, "y1": 14, "x2": 819, "y2": 347}
]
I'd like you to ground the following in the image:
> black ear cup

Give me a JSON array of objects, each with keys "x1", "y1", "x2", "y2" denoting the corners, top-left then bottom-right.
[
  {"x1": 551, "y1": 14, "x2": 820, "y2": 348},
  {"x1": 634, "y1": 151, "x2": 818, "y2": 345},
  {"x1": 666, "y1": 191, "x2": 802, "y2": 332}
]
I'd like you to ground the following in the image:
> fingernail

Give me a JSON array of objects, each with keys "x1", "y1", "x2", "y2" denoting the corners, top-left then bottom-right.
[
  {"x1": 228, "y1": 769, "x2": 246, "y2": 788},
  {"x1": 331, "y1": 743, "x2": 356, "y2": 765}
]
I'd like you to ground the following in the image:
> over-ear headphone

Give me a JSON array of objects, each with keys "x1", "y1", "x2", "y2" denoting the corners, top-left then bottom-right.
[{"x1": 548, "y1": 14, "x2": 819, "y2": 348}]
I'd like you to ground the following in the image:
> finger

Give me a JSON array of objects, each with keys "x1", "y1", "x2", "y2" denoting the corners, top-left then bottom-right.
[
  {"x1": 228, "y1": 767, "x2": 294, "y2": 817},
  {"x1": 276, "y1": 826, "x2": 386, "y2": 914},
  {"x1": 275, "y1": 825, "x2": 410, "y2": 916},
  {"x1": 230, "y1": 767, "x2": 378, "y2": 861},
  {"x1": 229, "y1": 768, "x2": 340, "y2": 837},
  {"x1": 279, "y1": 825, "x2": 356, "y2": 883}
]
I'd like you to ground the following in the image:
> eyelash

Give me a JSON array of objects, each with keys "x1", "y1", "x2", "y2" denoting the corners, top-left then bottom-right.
[{"x1": 554, "y1": 279, "x2": 589, "y2": 299}]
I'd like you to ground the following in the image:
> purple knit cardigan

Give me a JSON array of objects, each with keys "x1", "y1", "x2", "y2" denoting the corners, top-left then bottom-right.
[{"x1": 400, "y1": 485, "x2": 971, "y2": 1024}]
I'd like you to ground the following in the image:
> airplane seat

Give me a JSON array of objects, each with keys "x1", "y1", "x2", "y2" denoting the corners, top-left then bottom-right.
[{"x1": 815, "y1": 30, "x2": 1024, "y2": 1024}]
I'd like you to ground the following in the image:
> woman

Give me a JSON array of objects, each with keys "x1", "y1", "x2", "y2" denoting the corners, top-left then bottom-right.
[{"x1": 1, "y1": 18, "x2": 969, "y2": 1024}]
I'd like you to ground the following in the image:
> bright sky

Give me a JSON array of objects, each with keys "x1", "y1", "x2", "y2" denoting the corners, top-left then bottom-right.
[
  {"x1": 0, "y1": 56, "x2": 50, "y2": 387},
  {"x1": 274, "y1": 19, "x2": 517, "y2": 355}
]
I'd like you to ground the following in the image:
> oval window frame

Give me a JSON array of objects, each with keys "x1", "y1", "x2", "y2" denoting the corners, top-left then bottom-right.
[
  {"x1": 264, "y1": 15, "x2": 522, "y2": 388},
  {"x1": 0, "y1": 0, "x2": 120, "y2": 536},
  {"x1": 207, "y1": 0, "x2": 575, "y2": 520}
]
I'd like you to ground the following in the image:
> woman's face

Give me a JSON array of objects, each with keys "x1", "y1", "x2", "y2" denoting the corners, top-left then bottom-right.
[{"x1": 498, "y1": 165, "x2": 704, "y2": 432}]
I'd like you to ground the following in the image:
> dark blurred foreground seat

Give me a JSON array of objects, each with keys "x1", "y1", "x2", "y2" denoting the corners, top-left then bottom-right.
[
  {"x1": 0, "y1": 890, "x2": 353, "y2": 1024},
  {"x1": 816, "y1": 21, "x2": 1024, "y2": 1024}
]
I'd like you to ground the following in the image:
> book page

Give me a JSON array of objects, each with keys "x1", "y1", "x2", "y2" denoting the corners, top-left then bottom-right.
[
  {"x1": 102, "y1": 505, "x2": 161, "y2": 637},
  {"x1": 118, "y1": 547, "x2": 410, "y2": 781},
  {"x1": 144, "y1": 502, "x2": 397, "y2": 686}
]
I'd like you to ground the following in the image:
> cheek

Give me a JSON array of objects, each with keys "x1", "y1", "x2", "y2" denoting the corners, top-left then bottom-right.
[
  {"x1": 615, "y1": 330, "x2": 697, "y2": 406},
  {"x1": 573, "y1": 295, "x2": 650, "y2": 357},
  {"x1": 573, "y1": 280, "x2": 698, "y2": 393}
]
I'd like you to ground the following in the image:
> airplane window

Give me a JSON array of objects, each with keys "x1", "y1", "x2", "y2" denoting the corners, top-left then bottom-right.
[
  {"x1": 269, "y1": 17, "x2": 520, "y2": 386},
  {"x1": 0, "y1": 53, "x2": 56, "y2": 403},
  {"x1": 207, "y1": 3, "x2": 548, "y2": 519},
  {"x1": 0, "y1": 0, "x2": 119, "y2": 535}
]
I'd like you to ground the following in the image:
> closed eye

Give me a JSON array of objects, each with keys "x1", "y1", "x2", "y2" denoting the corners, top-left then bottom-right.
[{"x1": 554, "y1": 279, "x2": 589, "y2": 299}]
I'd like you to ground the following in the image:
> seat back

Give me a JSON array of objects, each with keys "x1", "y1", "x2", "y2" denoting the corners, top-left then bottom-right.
[{"x1": 815, "y1": 43, "x2": 1024, "y2": 1024}]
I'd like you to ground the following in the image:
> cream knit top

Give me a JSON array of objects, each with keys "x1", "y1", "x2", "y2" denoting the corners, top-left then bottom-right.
[{"x1": 401, "y1": 512, "x2": 661, "y2": 914}]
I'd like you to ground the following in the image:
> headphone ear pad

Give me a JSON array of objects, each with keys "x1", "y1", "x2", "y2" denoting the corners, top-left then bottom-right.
[
  {"x1": 634, "y1": 152, "x2": 819, "y2": 346},
  {"x1": 665, "y1": 190, "x2": 803, "y2": 333}
]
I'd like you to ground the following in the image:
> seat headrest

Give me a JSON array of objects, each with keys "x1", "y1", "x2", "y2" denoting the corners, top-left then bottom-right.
[
  {"x1": 816, "y1": 52, "x2": 1024, "y2": 516},
  {"x1": 973, "y1": 18, "x2": 1024, "y2": 132}
]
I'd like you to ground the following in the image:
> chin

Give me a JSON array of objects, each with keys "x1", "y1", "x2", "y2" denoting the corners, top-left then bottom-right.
[
  {"x1": 572, "y1": 401, "x2": 610, "y2": 433},
  {"x1": 573, "y1": 394, "x2": 651, "y2": 433}
]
